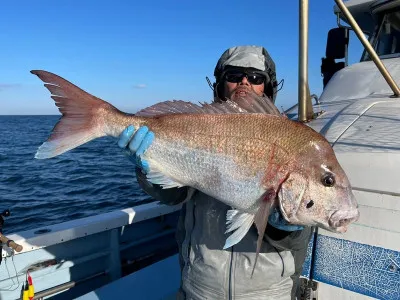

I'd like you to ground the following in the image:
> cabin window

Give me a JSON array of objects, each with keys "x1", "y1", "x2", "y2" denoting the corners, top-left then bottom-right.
[{"x1": 372, "y1": 10, "x2": 400, "y2": 58}]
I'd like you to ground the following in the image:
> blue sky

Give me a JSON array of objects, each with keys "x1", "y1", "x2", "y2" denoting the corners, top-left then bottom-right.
[{"x1": 0, "y1": 0, "x2": 363, "y2": 115}]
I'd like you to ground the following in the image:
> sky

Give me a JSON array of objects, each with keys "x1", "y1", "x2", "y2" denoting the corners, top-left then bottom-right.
[{"x1": 0, "y1": 0, "x2": 364, "y2": 115}]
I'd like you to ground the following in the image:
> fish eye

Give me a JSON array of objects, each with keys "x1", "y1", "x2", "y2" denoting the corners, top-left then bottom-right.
[
  {"x1": 306, "y1": 200, "x2": 314, "y2": 209},
  {"x1": 322, "y1": 174, "x2": 335, "y2": 187}
]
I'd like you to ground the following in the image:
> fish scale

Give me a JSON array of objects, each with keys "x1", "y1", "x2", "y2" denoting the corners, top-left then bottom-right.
[{"x1": 144, "y1": 134, "x2": 266, "y2": 210}]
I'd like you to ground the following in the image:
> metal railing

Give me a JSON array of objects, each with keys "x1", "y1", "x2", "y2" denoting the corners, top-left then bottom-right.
[{"x1": 297, "y1": 0, "x2": 400, "y2": 123}]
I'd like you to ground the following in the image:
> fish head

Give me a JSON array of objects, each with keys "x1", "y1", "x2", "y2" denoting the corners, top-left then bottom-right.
[{"x1": 278, "y1": 139, "x2": 359, "y2": 233}]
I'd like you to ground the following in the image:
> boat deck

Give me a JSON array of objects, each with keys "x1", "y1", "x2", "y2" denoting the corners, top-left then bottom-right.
[{"x1": 78, "y1": 254, "x2": 180, "y2": 300}]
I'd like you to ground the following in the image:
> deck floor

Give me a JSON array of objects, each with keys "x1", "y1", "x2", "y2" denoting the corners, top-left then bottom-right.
[{"x1": 77, "y1": 254, "x2": 180, "y2": 300}]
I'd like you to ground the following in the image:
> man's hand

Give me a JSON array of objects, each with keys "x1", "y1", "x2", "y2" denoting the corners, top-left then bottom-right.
[
  {"x1": 268, "y1": 208, "x2": 304, "y2": 231},
  {"x1": 118, "y1": 125, "x2": 154, "y2": 174}
]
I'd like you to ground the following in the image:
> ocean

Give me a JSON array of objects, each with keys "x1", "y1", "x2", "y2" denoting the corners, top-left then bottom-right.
[{"x1": 0, "y1": 115, "x2": 152, "y2": 234}]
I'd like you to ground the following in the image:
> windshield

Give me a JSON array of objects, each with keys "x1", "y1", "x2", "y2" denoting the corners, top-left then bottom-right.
[{"x1": 365, "y1": 9, "x2": 400, "y2": 59}]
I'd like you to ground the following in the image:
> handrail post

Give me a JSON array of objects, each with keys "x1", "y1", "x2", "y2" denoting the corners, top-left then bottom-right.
[{"x1": 298, "y1": 0, "x2": 314, "y2": 122}]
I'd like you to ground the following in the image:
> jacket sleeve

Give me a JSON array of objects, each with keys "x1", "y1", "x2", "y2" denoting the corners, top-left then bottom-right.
[{"x1": 135, "y1": 168, "x2": 189, "y2": 206}]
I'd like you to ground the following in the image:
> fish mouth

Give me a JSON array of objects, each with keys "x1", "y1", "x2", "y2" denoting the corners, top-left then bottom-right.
[{"x1": 328, "y1": 209, "x2": 360, "y2": 232}]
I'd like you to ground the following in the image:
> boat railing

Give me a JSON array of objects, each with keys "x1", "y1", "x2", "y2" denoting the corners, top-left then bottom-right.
[{"x1": 0, "y1": 202, "x2": 182, "y2": 299}]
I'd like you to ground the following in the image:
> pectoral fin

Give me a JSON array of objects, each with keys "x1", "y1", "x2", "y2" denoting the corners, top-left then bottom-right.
[
  {"x1": 252, "y1": 189, "x2": 276, "y2": 277},
  {"x1": 145, "y1": 164, "x2": 184, "y2": 189},
  {"x1": 223, "y1": 210, "x2": 255, "y2": 249},
  {"x1": 223, "y1": 190, "x2": 277, "y2": 278}
]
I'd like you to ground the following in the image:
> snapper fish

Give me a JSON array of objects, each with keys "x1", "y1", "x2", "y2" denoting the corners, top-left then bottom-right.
[{"x1": 31, "y1": 70, "x2": 359, "y2": 276}]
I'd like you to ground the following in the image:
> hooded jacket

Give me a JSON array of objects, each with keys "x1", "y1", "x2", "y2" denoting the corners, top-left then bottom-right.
[
  {"x1": 136, "y1": 171, "x2": 312, "y2": 300},
  {"x1": 135, "y1": 45, "x2": 311, "y2": 299}
]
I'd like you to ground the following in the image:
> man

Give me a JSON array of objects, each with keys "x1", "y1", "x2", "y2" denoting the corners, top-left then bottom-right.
[{"x1": 118, "y1": 46, "x2": 312, "y2": 299}]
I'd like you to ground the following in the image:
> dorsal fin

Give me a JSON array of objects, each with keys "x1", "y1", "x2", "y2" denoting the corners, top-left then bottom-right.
[
  {"x1": 135, "y1": 99, "x2": 246, "y2": 116},
  {"x1": 225, "y1": 93, "x2": 281, "y2": 115},
  {"x1": 136, "y1": 92, "x2": 282, "y2": 117}
]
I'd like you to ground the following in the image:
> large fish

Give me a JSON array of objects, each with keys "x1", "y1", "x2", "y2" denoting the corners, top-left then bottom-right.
[{"x1": 31, "y1": 70, "x2": 359, "y2": 275}]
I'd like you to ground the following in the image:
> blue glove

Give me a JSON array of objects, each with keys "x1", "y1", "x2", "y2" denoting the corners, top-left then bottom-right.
[
  {"x1": 118, "y1": 125, "x2": 154, "y2": 174},
  {"x1": 268, "y1": 207, "x2": 304, "y2": 231}
]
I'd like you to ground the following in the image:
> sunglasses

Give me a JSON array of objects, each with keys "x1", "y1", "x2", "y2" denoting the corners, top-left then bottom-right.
[{"x1": 224, "y1": 72, "x2": 266, "y2": 85}]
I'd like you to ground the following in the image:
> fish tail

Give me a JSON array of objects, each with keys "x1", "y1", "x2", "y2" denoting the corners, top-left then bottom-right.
[{"x1": 31, "y1": 70, "x2": 126, "y2": 159}]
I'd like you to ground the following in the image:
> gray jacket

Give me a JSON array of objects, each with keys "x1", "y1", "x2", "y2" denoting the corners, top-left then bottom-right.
[{"x1": 136, "y1": 171, "x2": 312, "y2": 300}]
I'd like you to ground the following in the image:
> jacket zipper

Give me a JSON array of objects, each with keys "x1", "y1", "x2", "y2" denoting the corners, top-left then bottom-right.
[
  {"x1": 228, "y1": 246, "x2": 234, "y2": 300},
  {"x1": 183, "y1": 200, "x2": 196, "y2": 267},
  {"x1": 187, "y1": 200, "x2": 196, "y2": 261}
]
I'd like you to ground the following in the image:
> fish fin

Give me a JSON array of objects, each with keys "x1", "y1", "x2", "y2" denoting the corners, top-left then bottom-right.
[
  {"x1": 145, "y1": 165, "x2": 184, "y2": 189},
  {"x1": 136, "y1": 91, "x2": 281, "y2": 117},
  {"x1": 136, "y1": 100, "x2": 209, "y2": 116},
  {"x1": 224, "y1": 92, "x2": 281, "y2": 116},
  {"x1": 249, "y1": 143, "x2": 291, "y2": 277},
  {"x1": 223, "y1": 210, "x2": 255, "y2": 249},
  {"x1": 136, "y1": 99, "x2": 246, "y2": 116},
  {"x1": 31, "y1": 70, "x2": 122, "y2": 159},
  {"x1": 251, "y1": 189, "x2": 276, "y2": 278}
]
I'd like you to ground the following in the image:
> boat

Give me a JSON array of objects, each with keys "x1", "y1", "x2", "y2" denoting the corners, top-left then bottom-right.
[{"x1": 1, "y1": 0, "x2": 400, "y2": 299}]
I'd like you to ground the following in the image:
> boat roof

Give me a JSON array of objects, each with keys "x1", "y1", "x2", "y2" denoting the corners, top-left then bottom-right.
[{"x1": 334, "y1": 0, "x2": 400, "y2": 33}]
